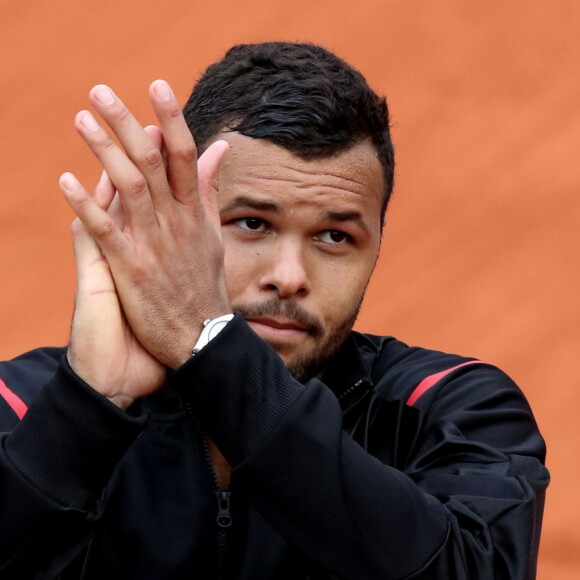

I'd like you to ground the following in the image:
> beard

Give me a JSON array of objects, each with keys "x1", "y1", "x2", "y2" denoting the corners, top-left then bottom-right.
[{"x1": 234, "y1": 297, "x2": 363, "y2": 383}]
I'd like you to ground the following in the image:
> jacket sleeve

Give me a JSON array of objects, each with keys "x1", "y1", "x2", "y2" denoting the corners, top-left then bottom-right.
[
  {"x1": 174, "y1": 314, "x2": 549, "y2": 580},
  {"x1": 0, "y1": 356, "x2": 146, "y2": 578}
]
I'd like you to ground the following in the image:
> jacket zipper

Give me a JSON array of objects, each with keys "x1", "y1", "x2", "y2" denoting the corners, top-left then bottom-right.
[
  {"x1": 337, "y1": 378, "x2": 365, "y2": 402},
  {"x1": 186, "y1": 402, "x2": 231, "y2": 579},
  {"x1": 216, "y1": 490, "x2": 233, "y2": 528},
  {"x1": 215, "y1": 490, "x2": 232, "y2": 579}
]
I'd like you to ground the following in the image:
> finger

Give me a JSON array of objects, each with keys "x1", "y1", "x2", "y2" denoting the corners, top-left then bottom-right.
[
  {"x1": 148, "y1": 80, "x2": 199, "y2": 206},
  {"x1": 60, "y1": 171, "x2": 128, "y2": 259},
  {"x1": 144, "y1": 124, "x2": 163, "y2": 149},
  {"x1": 88, "y1": 85, "x2": 172, "y2": 211},
  {"x1": 101, "y1": 125, "x2": 163, "y2": 230},
  {"x1": 94, "y1": 170, "x2": 116, "y2": 210},
  {"x1": 93, "y1": 172, "x2": 125, "y2": 229},
  {"x1": 144, "y1": 124, "x2": 169, "y2": 174},
  {"x1": 108, "y1": 192, "x2": 126, "y2": 230},
  {"x1": 197, "y1": 140, "x2": 230, "y2": 233},
  {"x1": 75, "y1": 109, "x2": 158, "y2": 232}
]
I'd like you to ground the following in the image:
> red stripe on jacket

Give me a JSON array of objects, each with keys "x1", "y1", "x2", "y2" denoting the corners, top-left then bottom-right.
[
  {"x1": 406, "y1": 361, "x2": 483, "y2": 407},
  {"x1": 0, "y1": 379, "x2": 28, "y2": 419}
]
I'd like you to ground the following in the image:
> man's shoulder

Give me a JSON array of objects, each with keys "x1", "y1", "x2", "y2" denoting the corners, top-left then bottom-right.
[
  {"x1": 352, "y1": 331, "x2": 518, "y2": 407},
  {"x1": 0, "y1": 346, "x2": 65, "y2": 411}
]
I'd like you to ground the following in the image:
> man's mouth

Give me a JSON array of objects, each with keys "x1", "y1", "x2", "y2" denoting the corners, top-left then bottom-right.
[
  {"x1": 245, "y1": 317, "x2": 312, "y2": 343},
  {"x1": 234, "y1": 298, "x2": 325, "y2": 342}
]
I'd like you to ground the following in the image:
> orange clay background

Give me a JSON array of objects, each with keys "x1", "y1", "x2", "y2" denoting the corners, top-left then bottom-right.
[{"x1": 0, "y1": 1, "x2": 578, "y2": 577}]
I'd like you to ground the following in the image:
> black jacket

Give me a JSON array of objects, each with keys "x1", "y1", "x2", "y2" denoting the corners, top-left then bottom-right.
[{"x1": 0, "y1": 314, "x2": 548, "y2": 579}]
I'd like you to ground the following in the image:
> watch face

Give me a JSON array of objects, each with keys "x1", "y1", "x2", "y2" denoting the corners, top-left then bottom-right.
[
  {"x1": 208, "y1": 320, "x2": 229, "y2": 341},
  {"x1": 193, "y1": 315, "x2": 233, "y2": 355}
]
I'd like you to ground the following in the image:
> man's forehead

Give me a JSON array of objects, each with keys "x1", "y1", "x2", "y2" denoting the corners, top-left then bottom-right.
[{"x1": 215, "y1": 131, "x2": 385, "y2": 209}]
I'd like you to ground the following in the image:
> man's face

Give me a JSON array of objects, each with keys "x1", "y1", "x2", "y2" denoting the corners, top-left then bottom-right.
[{"x1": 217, "y1": 132, "x2": 384, "y2": 381}]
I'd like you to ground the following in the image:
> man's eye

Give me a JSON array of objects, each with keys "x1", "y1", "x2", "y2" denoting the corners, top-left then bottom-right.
[
  {"x1": 316, "y1": 230, "x2": 350, "y2": 244},
  {"x1": 234, "y1": 218, "x2": 268, "y2": 232}
]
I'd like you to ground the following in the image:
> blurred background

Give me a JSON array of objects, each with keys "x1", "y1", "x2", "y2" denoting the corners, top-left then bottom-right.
[{"x1": 1, "y1": 1, "x2": 578, "y2": 577}]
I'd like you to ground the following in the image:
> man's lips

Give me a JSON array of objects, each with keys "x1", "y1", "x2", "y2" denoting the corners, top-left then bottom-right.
[{"x1": 245, "y1": 317, "x2": 312, "y2": 342}]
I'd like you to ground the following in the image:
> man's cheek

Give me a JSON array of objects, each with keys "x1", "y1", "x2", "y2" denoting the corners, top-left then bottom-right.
[
  {"x1": 320, "y1": 294, "x2": 353, "y2": 323},
  {"x1": 223, "y1": 264, "x2": 248, "y2": 302}
]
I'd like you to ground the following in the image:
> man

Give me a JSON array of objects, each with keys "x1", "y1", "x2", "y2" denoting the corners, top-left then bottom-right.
[{"x1": 0, "y1": 43, "x2": 548, "y2": 579}]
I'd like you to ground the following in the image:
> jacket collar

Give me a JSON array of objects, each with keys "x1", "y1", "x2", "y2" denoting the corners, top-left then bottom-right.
[
  {"x1": 143, "y1": 331, "x2": 382, "y2": 415},
  {"x1": 320, "y1": 331, "x2": 380, "y2": 400}
]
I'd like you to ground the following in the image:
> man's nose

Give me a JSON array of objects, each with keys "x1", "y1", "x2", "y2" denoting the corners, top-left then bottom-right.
[{"x1": 258, "y1": 239, "x2": 311, "y2": 299}]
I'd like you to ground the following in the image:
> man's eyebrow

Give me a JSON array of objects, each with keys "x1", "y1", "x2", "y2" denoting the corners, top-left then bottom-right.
[
  {"x1": 324, "y1": 210, "x2": 370, "y2": 234},
  {"x1": 220, "y1": 196, "x2": 281, "y2": 214}
]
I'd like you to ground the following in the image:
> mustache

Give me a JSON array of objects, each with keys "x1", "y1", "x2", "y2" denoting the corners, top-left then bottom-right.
[{"x1": 234, "y1": 298, "x2": 324, "y2": 337}]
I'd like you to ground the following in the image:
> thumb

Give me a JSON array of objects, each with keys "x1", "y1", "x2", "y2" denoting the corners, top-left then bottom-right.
[
  {"x1": 70, "y1": 217, "x2": 114, "y2": 295},
  {"x1": 197, "y1": 140, "x2": 230, "y2": 230}
]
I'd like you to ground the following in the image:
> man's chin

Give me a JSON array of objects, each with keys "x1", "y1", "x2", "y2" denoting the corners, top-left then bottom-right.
[
  {"x1": 257, "y1": 339, "x2": 320, "y2": 383},
  {"x1": 238, "y1": 297, "x2": 363, "y2": 383},
  {"x1": 269, "y1": 344, "x2": 329, "y2": 383},
  {"x1": 265, "y1": 343, "x2": 311, "y2": 375},
  {"x1": 253, "y1": 323, "x2": 357, "y2": 383}
]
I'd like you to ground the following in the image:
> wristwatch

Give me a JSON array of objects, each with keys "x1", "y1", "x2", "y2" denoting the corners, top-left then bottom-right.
[{"x1": 192, "y1": 313, "x2": 234, "y2": 355}]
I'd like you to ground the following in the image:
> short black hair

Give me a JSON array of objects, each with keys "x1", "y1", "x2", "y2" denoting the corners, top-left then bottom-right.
[{"x1": 183, "y1": 42, "x2": 395, "y2": 223}]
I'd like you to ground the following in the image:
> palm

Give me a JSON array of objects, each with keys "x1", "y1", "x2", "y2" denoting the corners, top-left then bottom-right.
[{"x1": 67, "y1": 213, "x2": 166, "y2": 408}]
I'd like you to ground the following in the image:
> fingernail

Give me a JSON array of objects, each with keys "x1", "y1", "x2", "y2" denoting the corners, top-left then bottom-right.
[
  {"x1": 60, "y1": 172, "x2": 78, "y2": 193},
  {"x1": 93, "y1": 85, "x2": 115, "y2": 106},
  {"x1": 152, "y1": 80, "x2": 174, "y2": 102},
  {"x1": 79, "y1": 111, "x2": 100, "y2": 132}
]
